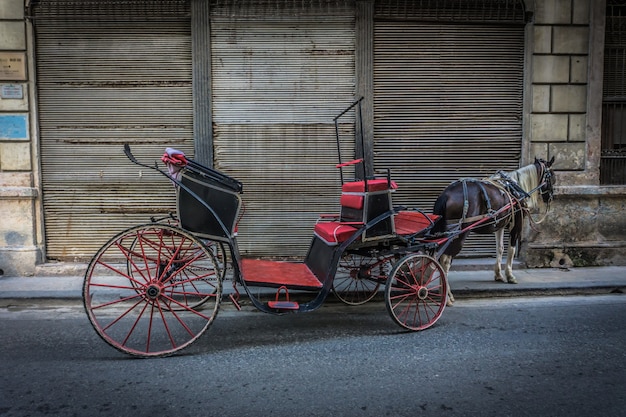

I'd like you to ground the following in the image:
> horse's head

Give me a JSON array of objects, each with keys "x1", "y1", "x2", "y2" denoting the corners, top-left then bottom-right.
[{"x1": 534, "y1": 156, "x2": 555, "y2": 206}]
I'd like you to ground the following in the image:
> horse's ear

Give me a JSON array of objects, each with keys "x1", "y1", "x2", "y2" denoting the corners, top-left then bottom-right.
[
  {"x1": 534, "y1": 157, "x2": 539, "y2": 164},
  {"x1": 548, "y1": 156, "x2": 555, "y2": 167}
]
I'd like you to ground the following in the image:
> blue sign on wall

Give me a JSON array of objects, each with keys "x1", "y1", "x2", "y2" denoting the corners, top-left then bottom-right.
[{"x1": 0, "y1": 114, "x2": 29, "y2": 140}]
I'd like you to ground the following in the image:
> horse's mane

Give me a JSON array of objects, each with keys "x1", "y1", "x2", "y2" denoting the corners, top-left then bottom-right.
[{"x1": 506, "y1": 164, "x2": 539, "y2": 209}]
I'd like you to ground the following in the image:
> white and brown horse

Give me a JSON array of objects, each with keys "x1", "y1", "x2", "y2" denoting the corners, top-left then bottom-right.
[{"x1": 431, "y1": 157, "x2": 555, "y2": 304}]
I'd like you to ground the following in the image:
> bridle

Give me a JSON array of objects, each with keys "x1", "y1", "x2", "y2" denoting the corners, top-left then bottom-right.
[
  {"x1": 537, "y1": 159, "x2": 555, "y2": 207},
  {"x1": 525, "y1": 158, "x2": 554, "y2": 226}
]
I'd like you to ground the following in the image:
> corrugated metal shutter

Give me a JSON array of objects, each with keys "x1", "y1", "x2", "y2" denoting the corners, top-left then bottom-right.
[
  {"x1": 33, "y1": 0, "x2": 193, "y2": 260},
  {"x1": 210, "y1": 0, "x2": 356, "y2": 258},
  {"x1": 374, "y1": 11, "x2": 524, "y2": 256}
]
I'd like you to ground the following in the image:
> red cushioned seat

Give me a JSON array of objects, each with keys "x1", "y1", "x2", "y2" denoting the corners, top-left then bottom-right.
[
  {"x1": 341, "y1": 179, "x2": 398, "y2": 193},
  {"x1": 394, "y1": 211, "x2": 440, "y2": 236},
  {"x1": 314, "y1": 222, "x2": 358, "y2": 246},
  {"x1": 340, "y1": 194, "x2": 364, "y2": 210}
]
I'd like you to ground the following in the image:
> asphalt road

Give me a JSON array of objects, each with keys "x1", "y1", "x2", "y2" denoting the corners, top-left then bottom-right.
[{"x1": 1, "y1": 294, "x2": 625, "y2": 417}]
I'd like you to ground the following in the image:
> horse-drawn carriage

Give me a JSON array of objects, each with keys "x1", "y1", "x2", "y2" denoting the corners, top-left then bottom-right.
[{"x1": 83, "y1": 99, "x2": 554, "y2": 357}]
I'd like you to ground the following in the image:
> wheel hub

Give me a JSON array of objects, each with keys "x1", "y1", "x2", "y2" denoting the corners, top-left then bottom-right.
[
  {"x1": 145, "y1": 283, "x2": 162, "y2": 300},
  {"x1": 416, "y1": 286, "x2": 429, "y2": 300}
]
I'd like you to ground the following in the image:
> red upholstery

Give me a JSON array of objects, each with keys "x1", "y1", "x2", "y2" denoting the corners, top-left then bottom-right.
[
  {"x1": 340, "y1": 194, "x2": 364, "y2": 209},
  {"x1": 314, "y1": 222, "x2": 358, "y2": 245},
  {"x1": 342, "y1": 179, "x2": 398, "y2": 193},
  {"x1": 394, "y1": 211, "x2": 440, "y2": 236}
]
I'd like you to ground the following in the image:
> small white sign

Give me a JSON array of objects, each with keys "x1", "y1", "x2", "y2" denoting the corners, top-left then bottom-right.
[{"x1": 1, "y1": 84, "x2": 24, "y2": 99}]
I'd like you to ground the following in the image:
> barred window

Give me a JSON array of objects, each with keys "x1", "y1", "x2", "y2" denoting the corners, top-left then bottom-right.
[{"x1": 602, "y1": 0, "x2": 626, "y2": 184}]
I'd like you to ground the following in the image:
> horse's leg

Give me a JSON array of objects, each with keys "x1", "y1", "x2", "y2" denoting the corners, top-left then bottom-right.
[
  {"x1": 505, "y1": 218, "x2": 522, "y2": 284},
  {"x1": 505, "y1": 243, "x2": 517, "y2": 283},
  {"x1": 439, "y1": 254, "x2": 455, "y2": 305},
  {"x1": 493, "y1": 228, "x2": 506, "y2": 282}
]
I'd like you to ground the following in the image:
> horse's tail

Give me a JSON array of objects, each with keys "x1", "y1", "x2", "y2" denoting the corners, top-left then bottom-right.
[{"x1": 431, "y1": 192, "x2": 448, "y2": 235}]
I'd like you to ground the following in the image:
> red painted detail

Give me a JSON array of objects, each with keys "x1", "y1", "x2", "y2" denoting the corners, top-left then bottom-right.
[
  {"x1": 242, "y1": 259, "x2": 323, "y2": 289},
  {"x1": 341, "y1": 179, "x2": 398, "y2": 193},
  {"x1": 336, "y1": 158, "x2": 364, "y2": 168},
  {"x1": 313, "y1": 222, "x2": 358, "y2": 245},
  {"x1": 340, "y1": 194, "x2": 364, "y2": 209},
  {"x1": 394, "y1": 211, "x2": 441, "y2": 236}
]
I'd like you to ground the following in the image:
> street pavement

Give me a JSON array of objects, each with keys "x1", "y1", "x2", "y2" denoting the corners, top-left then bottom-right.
[{"x1": 0, "y1": 259, "x2": 624, "y2": 303}]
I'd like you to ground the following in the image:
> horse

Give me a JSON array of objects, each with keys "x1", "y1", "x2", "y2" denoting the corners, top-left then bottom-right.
[{"x1": 431, "y1": 157, "x2": 555, "y2": 305}]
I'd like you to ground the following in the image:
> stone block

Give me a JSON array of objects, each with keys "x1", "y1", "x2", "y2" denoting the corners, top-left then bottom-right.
[
  {"x1": 570, "y1": 56, "x2": 587, "y2": 83},
  {"x1": 569, "y1": 114, "x2": 586, "y2": 141},
  {"x1": 572, "y1": 0, "x2": 590, "y2": 25},
  {"x1": 0, "y1": 141, "x2": 31, "y2": 170},
  {"x1": 532, "y1": 85, "x2": 551, "y2": 113},
  {"x1": 0, "y1": 0, "x2": 23, "y2": 19},
  {"x1": 0, "y1": 198, "x2": 34, "y2": 247},
  {"x1": 0, "y1": 248, "x2": 39, "y2": 276},
  {"x1": 551, "y1": 85, "x2": 587, "y2": 112},
  {"x1": 0, "y1": 171, "x2": 31, "y2": 187},
  {"x1": 0, "y1": 21, "x2": 25, "y2": 50},
  {"x1": 531, "y1": 114, "x2": 569, "y2": 141},
  {"x1": 532, "y1": 55, "x2": 570, "y2": 84},
  {"x1": 550, "y1": 141, "x2": 586, "y2": 169},
  {"x1": 530, "y1": 142, "x2": 550, "y2": 160},
  {"x1": 553, "y1": 26, "x2": 589, "y2": 54},
  {"x1": 534, "y1": 0, "x2": 572, "y2": 24},
  {"x1": 533, "y1": 26, "x2": 552, "y2": 54}
]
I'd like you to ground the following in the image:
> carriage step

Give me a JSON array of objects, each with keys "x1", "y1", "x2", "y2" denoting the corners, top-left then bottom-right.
[
  {"x1": 267, "y1": 300, "x2": 300, "y2": 310},
  {"x1": 267, "y1": 286, "x2": 300, "y2": 310}
]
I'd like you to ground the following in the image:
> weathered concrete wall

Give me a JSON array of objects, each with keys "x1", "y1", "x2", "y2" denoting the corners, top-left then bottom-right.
[
  {"x1": 526, "y1": 190, "x2": 626, "y2": 267},
  {"x1": 0, "y1": 0, "x2": 40, "y2": 276}
]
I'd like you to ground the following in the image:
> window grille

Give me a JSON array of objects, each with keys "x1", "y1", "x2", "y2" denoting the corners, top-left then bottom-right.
[{"x1": 602, "y1": 0, "x2": 626, "y2": 184}]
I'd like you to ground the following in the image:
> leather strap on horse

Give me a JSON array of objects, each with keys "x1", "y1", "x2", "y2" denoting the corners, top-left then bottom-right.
[{"x1": 447, "y1": 177, "x2": 518, "y2": 228}]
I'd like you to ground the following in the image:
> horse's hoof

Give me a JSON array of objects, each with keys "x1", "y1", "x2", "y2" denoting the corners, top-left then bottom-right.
[
  {"x1": 507, "y1": 277, "x2": 518, "y2": 284},
  {"x1": 495, "y1": 276, "x2": 506, "y2": 283}
]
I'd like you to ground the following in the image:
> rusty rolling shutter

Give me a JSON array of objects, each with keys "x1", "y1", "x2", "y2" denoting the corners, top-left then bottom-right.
[
  {"x1": 374, "y1": 4, "x2": 525, "y2": 256},
  {"x1": 32, "y1": 0, "x2": 193, "y2": 260},
  {"x1": 210, "y1": 0, "x2": 356, "y2": 258}
]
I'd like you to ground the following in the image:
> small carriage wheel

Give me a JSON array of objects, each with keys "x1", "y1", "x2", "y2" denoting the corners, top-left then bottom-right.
[
  {"x1": 385, "y1": 254, "x2": 447, "y2": 331},
  {"x1": 83, "y1": 224, "x2": 222, "y2": 357},
  {"x1": 333, "y1": 253, "x2": 392, "y2": 305}
]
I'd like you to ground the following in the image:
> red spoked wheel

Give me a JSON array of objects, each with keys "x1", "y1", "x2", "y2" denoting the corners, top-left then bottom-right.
[
  {"x1": 385, "y1": 253, "x2": 447, "y2": 331},
  {"x1": 333, "y1": 253, "x2": 392, "y2": 305},
  {"x1": 83, "y1": 224, "x2": 222, "y2": 357}
]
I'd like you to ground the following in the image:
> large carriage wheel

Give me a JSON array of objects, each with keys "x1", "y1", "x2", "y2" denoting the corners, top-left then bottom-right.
[
  {"x1": 83, "y1": 224, "x2": 222, "y2": 357},
  {"x1": 385, "y1": 254, "x2": 447, "y2": 331},
  {"x1": 333, "y1": 253, "x2": 392, "y2": 305}
]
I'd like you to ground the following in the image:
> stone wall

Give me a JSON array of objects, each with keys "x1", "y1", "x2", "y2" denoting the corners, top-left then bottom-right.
[
  {"x1": 530, "y1": 0, "x2": 589, "y2": 169},
  {"x1": 524, "y1": 0, "x2": 626, "y2": 267},
  {"x1": 0, "y1": 0, "x2": 40, "y2": 276}
]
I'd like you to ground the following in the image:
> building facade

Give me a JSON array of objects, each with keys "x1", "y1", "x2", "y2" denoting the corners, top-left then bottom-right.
[{"x1": 0, "y1": 0, "x2": 624, "y2": 276}]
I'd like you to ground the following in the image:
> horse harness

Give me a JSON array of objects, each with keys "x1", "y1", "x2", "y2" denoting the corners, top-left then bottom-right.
[{"x1": 448, "y1": 173, "x2": 529, "y2": 228}]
